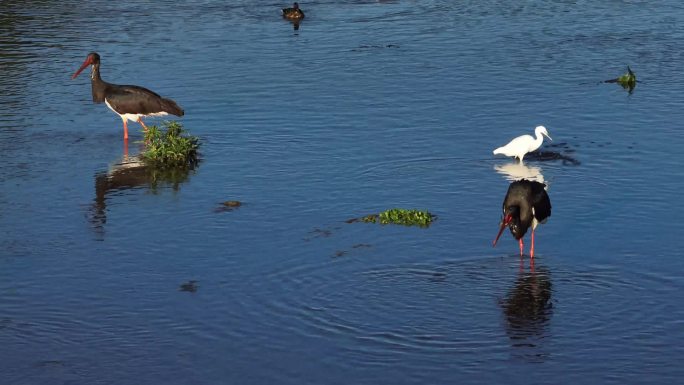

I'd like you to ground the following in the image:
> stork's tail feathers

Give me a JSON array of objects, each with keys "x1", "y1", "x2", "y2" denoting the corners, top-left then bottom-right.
[{"x1": 161, "y1": 98, "x2": 184, "y2": 117}]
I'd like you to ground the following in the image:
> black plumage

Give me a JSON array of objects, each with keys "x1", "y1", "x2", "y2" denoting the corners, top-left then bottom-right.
[
  {"x1": 72, "y1": 52, "x2": 183, "y2": 139},
  {"x1": 493, "y1": 179, "x2": 551, "y2": 258}
]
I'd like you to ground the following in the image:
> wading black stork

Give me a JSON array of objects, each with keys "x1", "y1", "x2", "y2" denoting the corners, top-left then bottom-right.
[
  {"x1": 71, "y1": 52, "x2": 184, "y2": 140},
  {"x1": 493, "y1": 179, "x2": 551, "y2": 258}
]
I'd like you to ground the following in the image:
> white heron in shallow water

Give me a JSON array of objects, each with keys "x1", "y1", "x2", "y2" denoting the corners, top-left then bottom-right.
[{"x1": 493, "y1": 125, "x2": 552, "y2": 162}]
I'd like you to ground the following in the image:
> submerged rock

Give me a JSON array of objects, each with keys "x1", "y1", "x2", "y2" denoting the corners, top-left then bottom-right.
[{"x1": 214, "y1": 200, "x2": 243, "y2": 213}]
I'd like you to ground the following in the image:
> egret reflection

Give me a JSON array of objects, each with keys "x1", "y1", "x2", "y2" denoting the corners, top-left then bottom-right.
[
  {"x1": 494, "y1": 162, "x2": 545, "y2": 185},
  {"x1": 500, "y1": 265, "x2": 553, "y2": 362}
]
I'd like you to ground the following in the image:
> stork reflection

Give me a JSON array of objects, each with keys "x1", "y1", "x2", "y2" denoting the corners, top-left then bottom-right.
[
  {"x1": 500, "y1": 265, "x2": 553, "y2": 362},
  {"x1": 88, "y1": 146, "x2": 195, "y2": 234}
]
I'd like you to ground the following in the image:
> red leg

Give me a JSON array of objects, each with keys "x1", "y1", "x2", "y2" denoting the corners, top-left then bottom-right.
[
  {"x1": 137, "y1": 117, "x2": 148, "y2": 131},
  {"x1": 122, "y1": 118, "x2": 129, "y2": 140},
  {"x1": 519, "y1": 238, "x2": 524, "y2": 257},
  {"x1": 530, "y1": 229, "x2": 535, "y2": 259},
  {"x1": 123, "y1": 137, "x2": 129, "y2": 156}
]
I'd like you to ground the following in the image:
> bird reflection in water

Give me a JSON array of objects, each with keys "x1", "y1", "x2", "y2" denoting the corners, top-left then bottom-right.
[
  {"x1": 500, "y1": 265, "x2": 553, "y2": 362},
  {"x1": 494, "y1": 162, "x2": 545, "y2": 185},
  {"x1": 88, "y1": 143, "x2": 195, "y2": 235}
]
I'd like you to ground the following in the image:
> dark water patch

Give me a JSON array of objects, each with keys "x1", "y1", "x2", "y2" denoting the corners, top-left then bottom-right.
[
  {"x1": 0, "y1": 240, "x2": 33, "y2": 258},
  {"x1": 0, "y1": 318, "x2": 13, "y2": 331},
  {"x1": 353, "y1": 243, "x2": 372, "y2": 249},
  {"x1": 332, "y1": 243, "x2": 373, "y2": 258},
  {"x1": 522, "y1": 142, "x2": 581, "y2": 165},
  {"x1": 179, "y1": 280, "x2": 198, "y2": 293},
  {"x1": 303, "y1": 225, "x2": 342, "y2": 242},
  {"x1": 526, "y1": 150, "x2": 580, "y2": 165},
  {"x1": 34, "y1": 359, "x2": 65, "y2": 368},
  {"x1": 351, "y1": 44, "x2": 400, "y2": 52}
]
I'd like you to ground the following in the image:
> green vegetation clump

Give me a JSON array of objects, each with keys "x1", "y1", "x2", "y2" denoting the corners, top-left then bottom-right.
[
  {"x1": 617, "y1": 66, "x2": 636, "y2": 89},
  {"x1": 361, "y1": 208, "x2": 435, "y2": 227},
  {"x1": 141, "y1": 121, "x2": 199, "y2": 168}
]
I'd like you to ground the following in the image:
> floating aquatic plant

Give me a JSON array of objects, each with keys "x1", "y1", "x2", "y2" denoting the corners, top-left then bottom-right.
[
  {"x1": 617, "y1": 66, "x2": 637, "y2": 88},
  {"x1": 604, "y1": 66, "x2": 636, "y2": 92},
  {"x1": 141, "y1": 121, "x2": 199, "y2": 168},
  {"x1": 359, "y1": 208, "x2": 435, "y2": 227}
]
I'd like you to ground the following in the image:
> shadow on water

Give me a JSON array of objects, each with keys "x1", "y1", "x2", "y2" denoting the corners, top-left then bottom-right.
[
  {"x1": 500, "y1": 263, "x2": 553, "y2": 363},
  {"x1": 525, "y1": 141, "x2": 581, "y2": 166},
  {"x1": 88, "y1": 145, "x2": 196, "y2": 235}
]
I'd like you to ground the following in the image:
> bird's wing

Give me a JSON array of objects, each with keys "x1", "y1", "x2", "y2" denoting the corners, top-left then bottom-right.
[
  {"x1": 531, "y1": 183, "x2": 552, "y2": 222},
  {"x1": 105, "y1": 85, "x2": 167, "y2": 115},
  {"x1": 502, "y1": 134, "x2": 533, "y2": 150},
  {"x1": 117, "y1": 84, "x2": 163, "y2": 99}
]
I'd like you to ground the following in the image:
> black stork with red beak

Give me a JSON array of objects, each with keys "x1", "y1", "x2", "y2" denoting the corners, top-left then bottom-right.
[
  {"x1": 72, "y1": 52, "x2": 184, "y2": 140},
  {"x1": 493, "y1": 179, "x2": 551, "y2": 258}
]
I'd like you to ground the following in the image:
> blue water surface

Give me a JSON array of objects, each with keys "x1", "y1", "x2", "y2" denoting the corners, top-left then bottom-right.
[{"x1": 1, "y1": 1, "x2": 684, "y2": 384}]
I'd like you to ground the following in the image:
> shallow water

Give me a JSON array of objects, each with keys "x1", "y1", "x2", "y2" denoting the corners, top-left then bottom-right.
[{"x1": 2, "y1": 1, "x2": 684, "y2": 384}]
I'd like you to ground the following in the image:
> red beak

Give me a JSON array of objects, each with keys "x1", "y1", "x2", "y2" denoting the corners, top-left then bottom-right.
[
  {"x1": 71, "y1": 56, "x2": 92, "y2": 79},
  {"x1": 492, "y1": 214, "x2": 512, "y2": 247}
]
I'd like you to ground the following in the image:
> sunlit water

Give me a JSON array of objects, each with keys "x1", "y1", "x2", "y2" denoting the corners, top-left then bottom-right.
[{"x1": 2, "y1": 1, "x2": 684, "y2": 384}]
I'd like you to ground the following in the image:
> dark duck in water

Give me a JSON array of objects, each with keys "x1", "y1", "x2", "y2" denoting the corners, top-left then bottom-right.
[
  {"x1": 493, "y1": 179, "x2": 551, "y2": 258},
  {"x1": 72, "y1": 52, "x2": 184, "y2": 140},
  {"x1": 282, "y1": 2, "x2": 305, "y2": 20}
]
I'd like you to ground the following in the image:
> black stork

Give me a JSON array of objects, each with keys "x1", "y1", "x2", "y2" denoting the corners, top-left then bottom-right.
[
  {"x1": 282, "y1": 2, "x2": 305, "y2": 20},
  {"x1": 493, "y1": 179, "x2": 551, "y2": 258},
  {"x1": 71, "y1": 52, "x2": 184, "y2": 140}
]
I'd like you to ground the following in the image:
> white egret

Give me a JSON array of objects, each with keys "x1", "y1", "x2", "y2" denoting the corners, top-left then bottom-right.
[{"x1": 493, "y1": 126, "x2": 552, "y2": 162}]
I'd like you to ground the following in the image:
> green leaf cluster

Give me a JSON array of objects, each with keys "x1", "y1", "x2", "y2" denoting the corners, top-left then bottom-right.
[
  {"x1": 141, "y1": 121, "x2": 199, "y2": 168},
  {"x1": 362, "y1": 208, "x2": 435, "y2": 227},
  {"x1": 617, "y1": 66, "x2": 636, "y2": 88}
]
